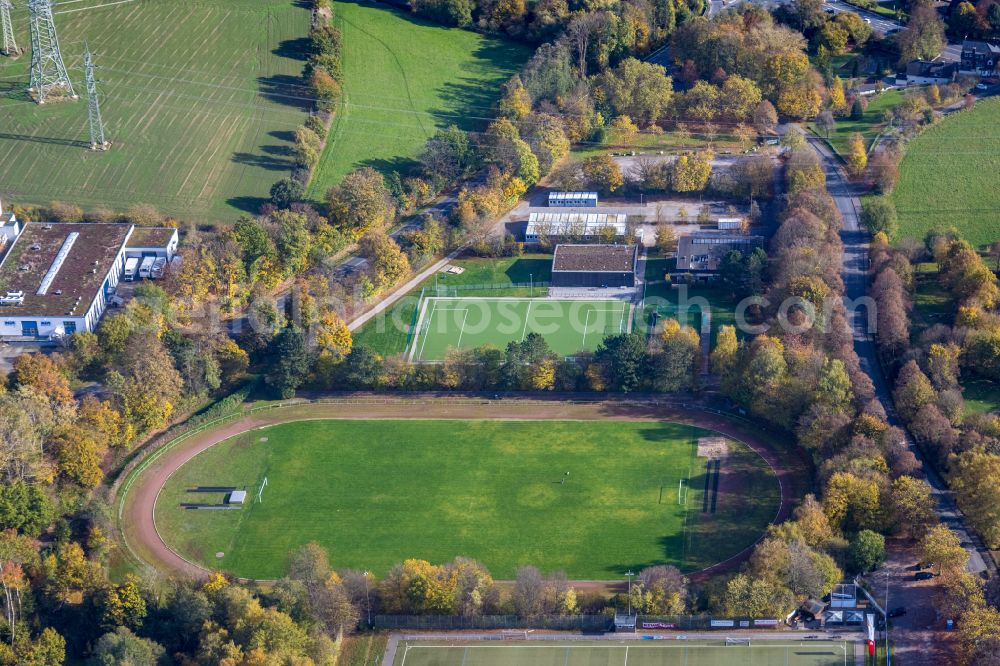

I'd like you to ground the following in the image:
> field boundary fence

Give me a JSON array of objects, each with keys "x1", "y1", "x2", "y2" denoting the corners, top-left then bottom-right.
[{"x1": 372, "y1": 614, "x2": 781, "y2": 631}]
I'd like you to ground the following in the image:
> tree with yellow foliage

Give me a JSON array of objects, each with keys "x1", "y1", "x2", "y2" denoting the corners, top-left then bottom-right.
[
  {"x1": 846, "y1": 132, "x2": 867, "y2": 176},
  {"x1": 919, "y1": 523, "x2": 968, "y2": 579},
  {"x1": 498, "y1": 75, "x2": 531, "y2": 121},
  {"x1": 822, "y1": 471, "x2": 882, "y2": 533},
  {"x1": 315, "y1": 311, "x2": 353, "y2": 361}
]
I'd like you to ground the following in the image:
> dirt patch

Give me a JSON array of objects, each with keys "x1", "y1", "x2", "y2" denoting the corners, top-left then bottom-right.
[
  {"x1": 117, "y1": 395, "x2": 799, "y2": 583},
  {"x1": 697, "y1": 436, "x2": 730, "y2": 459}
]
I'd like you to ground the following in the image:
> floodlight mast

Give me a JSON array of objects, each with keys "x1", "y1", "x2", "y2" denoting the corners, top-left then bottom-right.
[{"x1": 27, "y1": 0, "x2": 75, "y2": 103}]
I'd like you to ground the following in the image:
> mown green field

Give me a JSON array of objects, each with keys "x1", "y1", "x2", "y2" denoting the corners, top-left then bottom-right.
[
  {"x1": 892, "y1": 98, "x2": 1000, "y2": 248},
  {"x1": 0, "y1": 0, "x2": 311, "y2": 221},
  {"x1": 352, "y1": 254, "x2": 553, "y2": 356},
  {"x1": 308, "y1": 0, "x2": 530, "y2": 197},
  {"x1": 393, "y1": 640, "x2": 854, "y2": 666},
  {"x1": 156, "y1": 419, "x2": 779, "y2": 579}
]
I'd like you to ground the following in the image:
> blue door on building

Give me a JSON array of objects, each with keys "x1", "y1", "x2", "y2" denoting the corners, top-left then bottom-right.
[
  {"x1": 21, "y1": 321, "x2": 38, "y2": 337},
  {"x1": 63, "y1": 321, "x2": 77, "y2": 335}
]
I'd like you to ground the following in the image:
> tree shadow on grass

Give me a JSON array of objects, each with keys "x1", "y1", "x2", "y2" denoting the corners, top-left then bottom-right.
[
  {"x1": 257, "y1": 74, "x2": 313, "y2": 111},
  {"x1": 227, "y1": 195, "x2": 269, "y2": 215},
  {"x1": 505, "y1": 258, "x2": 553, "y2": 283},
  {"x1": 272, "y1": 36, "x2": 311, "y2": 61},
  {"x1": 359, "y1": 155, "x2": 421, "y2": 178},
  {"x1": 260, "y1": 144, "x2": 294, "y2": 157},
  {"x1": 269, "y1": 130, "x2": 297, "y2": 143},
  {"x1": 232, "y1": 151, "x2": 293, "y2": 171}
]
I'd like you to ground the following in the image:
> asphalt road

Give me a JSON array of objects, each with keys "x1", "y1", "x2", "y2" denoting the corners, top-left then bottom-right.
[{"x1": 809, "y1": 135, "x2": 993, "y2": 579}]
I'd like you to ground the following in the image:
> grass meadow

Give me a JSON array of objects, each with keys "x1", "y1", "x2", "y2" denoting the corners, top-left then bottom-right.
[
  {"x1": 808, "y1": 89, "x2": 905, "y2": 155},
  {"x1": 892, "y1": 98, "x2": 1000, "y2": 248},
  {"x1": 155, "y1": 419, "x2": 779, "y2": 580},
  {"x1": 307, "y1": 1, "x2": 530, "y2": 198},
  {"x1": 0, "y1": 0, "x2": 311, "y2": 221}
]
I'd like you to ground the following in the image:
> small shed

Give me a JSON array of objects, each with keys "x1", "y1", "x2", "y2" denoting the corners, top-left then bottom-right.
[
  {"x1": 228, "y1": 490, "x2": 247, "y2": 505},
  {"x1": 717, "y1": 217, "x2": 744, "y2": 231}
]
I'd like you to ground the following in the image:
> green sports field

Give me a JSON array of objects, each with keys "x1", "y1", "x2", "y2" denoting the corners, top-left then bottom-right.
[
  {"x1": 392, "y1": 640, "x2": 854, "y2": 666},
  {"x1": 0, "y1": 0, "x2": 310, "y2": 221},
  {"x1": 155, "y1": 419, "x2": 780, "y2": 579},
  {"x1": 307, "y1": 1, "x2": 530, "y2": 196},
  {"x1": 409, "y1": 297, "x2": 632, "y2": 361},
  {"x1": 892, "y1": 97, "x2": 1000, "y2": 248}
]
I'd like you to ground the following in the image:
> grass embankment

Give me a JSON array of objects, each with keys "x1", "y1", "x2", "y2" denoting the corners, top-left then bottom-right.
[
  {"x1": 808, "y1": 89, "x2": 906, "y2": 155},
  {"x1": 0, "y1": 0, "x2": 311, "y2": 221},
  {"x1": 352, "y1": 254, "x2": 553, "y2": 355},
  {"x1": 156, "y1": 419, "x2": 779, "y2": 579},
  {"x1": 892, "y1": 98, "x2": 1000, "y2": 248},
  {"x1": 308, "y1": 0, "x2": 530, "y2": 197}
]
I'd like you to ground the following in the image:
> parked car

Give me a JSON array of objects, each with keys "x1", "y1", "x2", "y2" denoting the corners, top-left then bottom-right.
[
  {"x1": 976, "y1": 83, "x2": 989, "y2": 91},
  {"x1": 888, "y1": 607, "x2": 907, "y2": 618},
  {"x1": 864, "y1": 17, "x2": 871, "y2": 23},
  {"x1": 915, "y1": 572, "x2": 934, "y2": 580}
]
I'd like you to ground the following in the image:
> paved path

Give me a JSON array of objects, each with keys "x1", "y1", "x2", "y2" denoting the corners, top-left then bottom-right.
[
  {"x1": 116, "y1": 394, "x2": 799, "y2": 582},
  {"x1": 808, "y1": 135, "x2": 993, "y2": 663}
]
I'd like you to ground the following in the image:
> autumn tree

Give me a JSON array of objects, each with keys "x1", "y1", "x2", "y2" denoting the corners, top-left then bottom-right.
[
  {"x1": 671, "y1": 151, "x2": 712, "y2": 192},
  {"x1": 950, "y1": 450, "x2": 1000, "y2": 548},
  {"x1": 919, "y1": 523, "x2": 968, "y2": 578},
  {"x1": 846, "y1": 132, "x2": 867, "y2": 176},
  {"x1": 594, "y1": 58, "x2": 673, "y2": 126},
  {"x1": 823, "y1": 471, "x2": 882, "y2": 533},
  {"x1": 581, "y1": 155, "x2": 624, "y2": 193},
  {"x1": 895, "y1": 0, "x2": 946, "y2": 64},
  {"x1": 890, "y1": 475, "x2": 936, "y2": 539},
  {"x1": 359, "y1": 232, "x2": 411, "y2": 293},
  {"x1": 326, "y1": 167, "x2": 393, "y2": 238}
]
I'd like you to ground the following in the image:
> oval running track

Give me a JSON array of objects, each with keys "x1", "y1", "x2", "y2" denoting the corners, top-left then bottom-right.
[{"x1": 117, "y1": 395, "x2": 804, "y2": 583}]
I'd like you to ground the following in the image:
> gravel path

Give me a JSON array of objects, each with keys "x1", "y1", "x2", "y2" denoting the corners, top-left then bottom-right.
[{"x1": 117, "y1": 395, "x2": 800, "y2": 582}]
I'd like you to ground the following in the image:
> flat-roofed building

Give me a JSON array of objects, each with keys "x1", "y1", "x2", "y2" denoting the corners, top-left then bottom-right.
[
  {"x1": 0, "y1": 222, "x2": 134, "y2": 339},
  {"x1": 551, "y1": 244, "x2": 638, "y2": 288},
  {"x1": 525, "y1": 211, "x2": 641, "y2": 243},
  {"x1": 676, "y1": 233, "x2": 764, "y2": 272},
  {"x1": 125, "y1": 226, "x2": 179, "y2": 261},
  {"x1": 548, "y1": 191, "x2": 598, "y2": 207}
]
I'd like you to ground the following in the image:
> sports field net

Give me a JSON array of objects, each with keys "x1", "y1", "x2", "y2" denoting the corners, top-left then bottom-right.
[
  {"x1": 408, "y1": 297, "x2": 632, "y2": 362},
  {"x1": 394, "y1": 640, "x2": 853, "y2": 666}
]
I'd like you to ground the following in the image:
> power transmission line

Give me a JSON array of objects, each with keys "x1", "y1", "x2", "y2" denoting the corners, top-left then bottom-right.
[
  {"x1": 84, "y1": 42, "x2": 108, "y2": 149},
  {"x1": 27, "y1": 0, "x2": 75, "y2": 103},
  {"x1": 1, "y1": 0, "x2": 20, "y2": 56}
]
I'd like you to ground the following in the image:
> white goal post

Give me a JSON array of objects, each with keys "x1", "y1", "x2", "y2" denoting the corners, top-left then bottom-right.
[{"x1": 257, "y1": 476, "x2": 268, "y2": 503}]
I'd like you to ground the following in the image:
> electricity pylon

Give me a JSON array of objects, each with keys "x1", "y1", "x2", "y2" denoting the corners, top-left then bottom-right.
[
  {"x1": 1, "y1": 0, "x2": 20, "y2": 57},
  {"x1": 27, "y1": 0, "x2": 75, "y2": 103},
  {"x1": 84, "y1": 45, "x2": 108, "y2": 150}
]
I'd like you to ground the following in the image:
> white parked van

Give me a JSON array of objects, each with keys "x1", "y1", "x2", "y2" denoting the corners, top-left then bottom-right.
[
  {"x1": 123, "y1": 257, "x2": 139, "y2": 281},
  {"x1": 138, "y1": 256, "x2": 155, "y2": 279}
]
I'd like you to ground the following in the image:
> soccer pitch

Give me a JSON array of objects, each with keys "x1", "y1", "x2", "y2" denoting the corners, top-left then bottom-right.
[
  {"x1": 155, "y1": 419, "x2": 780, "y2": 579},
  {"x1": 409, "y1": 297, "x2": 632, "y2": 362},
  {"x1": 393, "y1": 640, "x2": 853, "y2": 666}
]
